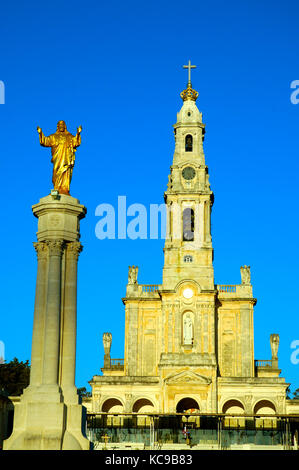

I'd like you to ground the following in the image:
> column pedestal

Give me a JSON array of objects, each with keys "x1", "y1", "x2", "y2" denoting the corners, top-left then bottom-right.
[{"x1": 4, "y1": 193, "x2": 90, "y2": 450}]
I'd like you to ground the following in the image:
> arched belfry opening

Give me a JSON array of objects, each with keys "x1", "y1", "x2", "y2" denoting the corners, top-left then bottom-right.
[
  {"x1": 185, "y1": 134, "x2": 193, "y2": 152},
  {"x1": 183, "y1": 208, "x2": 194, "y2": 241},
  {"x1": 176, "y1": 397, "x2": 200, "y2": 413}
]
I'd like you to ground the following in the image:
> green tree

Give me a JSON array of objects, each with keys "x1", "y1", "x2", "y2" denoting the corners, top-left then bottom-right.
[
  {"x1": 77, "y1": 387, "x2": 91, "y2": 398},
  {"x1": 286, "y1": 386, "x2": 299, "y2": 400},
  {"x1": 0, "y1": 358, "x2": 30, "y2": 396}
]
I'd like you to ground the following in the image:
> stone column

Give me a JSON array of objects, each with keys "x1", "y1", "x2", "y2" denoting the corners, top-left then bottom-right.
[
  {"x1": 29, "y1": 242, "x2": 48, "y2": 387},
  {"x1": 60, "y1": 242, "x2": 82, "y2": 403},
  {"x1": 204, "y1": 199, "x2": 212, "y2": 244},
  {"x1": 166, "y1": 202, "x2": 172, "y2": 243},
  {"x1": 171, "y1": 201, "x2": 181, "y2": 241},
  {"x1": 4, "y1": 194, "x2": 89, "y2": 450},
  {"x1": 194, "y1": 201, "x2": 200, "y2": 246},
  {"x1": 42, "y1": 240, "x2": 64, "y2": 390}
]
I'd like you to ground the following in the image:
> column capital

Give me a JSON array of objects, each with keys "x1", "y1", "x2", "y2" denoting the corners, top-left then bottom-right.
[
  {"x1": 66, "y1": 241, "x2": 83, "y2": 260},
  {"x1": 33, "y1": 241, "x2": 48, "y2": 260},
  {"x1": 45, "y1": 239, "x2": 65, "y2": 256}
]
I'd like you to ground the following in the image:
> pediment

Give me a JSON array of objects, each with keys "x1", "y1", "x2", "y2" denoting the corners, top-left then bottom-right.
[{"x1": 164, "y1": 370, "x2": 211, "y2": 385}]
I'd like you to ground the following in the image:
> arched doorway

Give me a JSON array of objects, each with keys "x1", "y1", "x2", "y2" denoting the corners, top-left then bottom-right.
[
  {"x1": 222, "y1": 399, "x2": 245, "y2": 428},
  {"x1": 132, "y1": 398, "x2": 155, "y2": 413},
  {"x1": 102, "y1": 398, "x2": 124, "y2": 413},
  {"x1": 254, "y1": 400, "x2": 276, "y2": 415},
  {"x1": 133, "y1": 398, "x2": 155, "y2": 426},
  {"x1": 176, "y1": 397, "x2": 200, "y2": 413},
  {"x1": 102, "y1": 398, "x2": 124, "y2": 426},
  {"x1": 176, "y1": 397, "x2": 200, "y2": 430},
  {"x1": 254, "y1": 400, "x2": 277, "y2": 429},
  {"x1": 222, "y1": 399, "x2": 245, "y2": 415}
]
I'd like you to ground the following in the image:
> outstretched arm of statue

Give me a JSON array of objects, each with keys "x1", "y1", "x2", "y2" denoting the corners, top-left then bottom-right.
[
  {"x1": 73, "y1": 125, "x2": 82, "y2": 148},
  {"x1": 37, "y1": 126, "x2": 52, "y2": 147}
]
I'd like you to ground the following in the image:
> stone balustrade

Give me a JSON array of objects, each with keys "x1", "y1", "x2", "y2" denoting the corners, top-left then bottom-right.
[
  {"x1": 141, "y1": 284, "x2": 160, "y2": 293},
  {"x1": 110, "y1": 359, "x2": 124, "y2": 370},
  {"x1": 255, "y1": 360, "x2": 273, "y2": 368},
  {"x1": 217, "y1": 285, "x2": 236, "y2": 293},
  {"x1": 216, "y1": 284, "x2": 253, "y2": 299}
]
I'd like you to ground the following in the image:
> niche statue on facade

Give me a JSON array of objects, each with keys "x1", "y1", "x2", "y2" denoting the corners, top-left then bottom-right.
[{"x1": 183, "y1": 313, "x2": 193, "y2": 345}]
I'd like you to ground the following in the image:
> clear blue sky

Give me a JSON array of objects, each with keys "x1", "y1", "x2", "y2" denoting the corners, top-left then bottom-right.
[{"x1": 0, "y1": 0, "x2": 299, "y2": 393}]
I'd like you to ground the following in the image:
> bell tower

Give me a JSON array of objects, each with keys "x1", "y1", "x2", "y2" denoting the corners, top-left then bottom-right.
[{"x1": 162, "y1": 61, "x2": 214, "y2": 291}]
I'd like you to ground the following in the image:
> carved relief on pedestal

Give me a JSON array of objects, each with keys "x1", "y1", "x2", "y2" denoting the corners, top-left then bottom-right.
[{"x1": 49, "y1": 214, "x2": 62, "y2": 228}]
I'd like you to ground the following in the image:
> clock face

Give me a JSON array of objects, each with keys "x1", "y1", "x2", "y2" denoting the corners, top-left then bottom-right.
[{"x1": 182, "y1": 166, "x2": 195, "y2": 180}]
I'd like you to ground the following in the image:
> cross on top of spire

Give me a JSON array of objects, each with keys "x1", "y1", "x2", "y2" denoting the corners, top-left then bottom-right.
[
  {"x1": 180, "y1": 60, "x2": 199, "y2": 102},
  {"x1": 183, "y1": 60, "x2": 197, "y2": 87}
]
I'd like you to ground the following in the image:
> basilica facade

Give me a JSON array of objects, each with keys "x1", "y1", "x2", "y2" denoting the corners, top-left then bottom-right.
[{"x1": 86, "y1": 72, "x2": 295, "y2": 421}]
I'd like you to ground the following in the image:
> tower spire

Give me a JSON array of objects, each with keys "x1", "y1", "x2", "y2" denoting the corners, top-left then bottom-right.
[
  {"x1": 180, "y1": 60, "x2": 199, "y2": 102},
  {"x1": 183, "y1": 60, "x2": 197, "y2": 88}
]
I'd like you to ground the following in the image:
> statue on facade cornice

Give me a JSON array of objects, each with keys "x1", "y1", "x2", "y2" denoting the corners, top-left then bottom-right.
[
  {"x1": 128, "y1": 266, "x2": 138, "y2": 285},
  {"x1": 102, "y1": 332, "x2": 112, "y2": 356},
  {"x1": 240, "y1": 265, "x2": 251, "y2": 284},
  {"x1": 270, "y1": 334, "x2": 280, "y2": 360}
]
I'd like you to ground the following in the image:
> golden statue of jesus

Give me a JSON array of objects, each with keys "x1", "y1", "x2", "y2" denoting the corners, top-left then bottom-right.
[{"x1": 37, "y1": 120, "x2": 82, "y2": 195}]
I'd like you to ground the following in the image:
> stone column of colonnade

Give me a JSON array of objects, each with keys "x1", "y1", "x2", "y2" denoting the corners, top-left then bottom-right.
[{"x1": 4, "y1": 194, "x2": 90, "y2": 450}]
